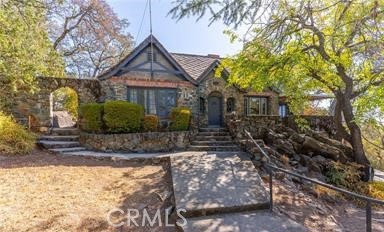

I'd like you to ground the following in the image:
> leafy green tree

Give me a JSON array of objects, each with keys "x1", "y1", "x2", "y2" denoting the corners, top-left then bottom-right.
[
  {"x1": 0, "y1": 0, "x2": 64, "y2": 111},
  {"x1": 171, "y1": 0, "x2": 384, "y2": 166}
]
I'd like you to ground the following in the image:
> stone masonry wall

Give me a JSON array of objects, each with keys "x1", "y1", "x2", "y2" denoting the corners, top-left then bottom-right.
[
  {"x1": 12, "y1": 76, "x2": 102, "y2": 132},
  {"x1": 79, "y1": 131, "x2": 194, "y2": 153}
]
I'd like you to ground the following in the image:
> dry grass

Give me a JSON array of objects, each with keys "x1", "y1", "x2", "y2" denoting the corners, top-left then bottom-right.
[
  {"x1": 263, "y1": 177, "x2": 384, "y2": 232},
  {"x1": 0, "y1": 149, "x2": 174, "y2": 232}
]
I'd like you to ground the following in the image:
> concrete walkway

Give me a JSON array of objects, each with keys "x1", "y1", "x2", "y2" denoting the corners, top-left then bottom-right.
[
  {"x1": 374, "y1": 169, "x2": 384, "y2": 182},
  {"x1": 170, "y1": 151, "x2": 306, "y2": 231},
  {"x1": 58, "y1": 150, "x2": 241, "y2": 161}
]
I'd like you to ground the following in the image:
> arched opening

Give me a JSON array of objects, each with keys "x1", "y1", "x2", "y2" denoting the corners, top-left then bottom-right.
[
  {"x1": 207, "y1": 91, "x2": 223, "y2": 127},
  {"x1": 50, "y1": 87, "x2": 78, "y2": 128}
]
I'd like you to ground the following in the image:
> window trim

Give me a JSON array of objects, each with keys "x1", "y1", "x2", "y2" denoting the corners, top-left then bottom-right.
[{"x1": 245, "y1": 96, "x2": 268, "y2": 116}]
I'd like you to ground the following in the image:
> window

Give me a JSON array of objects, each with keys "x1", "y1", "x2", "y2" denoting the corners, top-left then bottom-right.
[
  {"x1": 279, "y1": 104, "x2": 288, "y2": 118},
  {"x1": 226, "y1": 97, "x2": 235, "y2": 113},
  {"x1": 245, "y1": 97, "x2": 268, "y2": 116},
  {"x1": 127, "y1": 87, "x2": 177, "y2": 118},
  {"x1": 199, "y1": 97, "x2": 205, "y2": 113}
]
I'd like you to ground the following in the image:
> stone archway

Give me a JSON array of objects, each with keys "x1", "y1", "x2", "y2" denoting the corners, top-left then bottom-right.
[{"x1": 12, "y1": 76, "x2": 102, "y2": 132}]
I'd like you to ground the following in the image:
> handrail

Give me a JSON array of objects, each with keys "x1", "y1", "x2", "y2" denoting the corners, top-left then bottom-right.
[{"x1": 243, "y1": 129, "x2": 384, "y2": 232}]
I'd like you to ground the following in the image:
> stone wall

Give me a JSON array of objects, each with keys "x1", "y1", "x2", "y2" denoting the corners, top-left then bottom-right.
[
  {"x1": 283, "y1": 115, "x2": 336, "y2": 137},
  {"x1": 12, "y1": 76, "x2": 102, "y2": 132},
  {"x1": 197, "y1": 71, "x2": 280, "y2": 127},
  {"x1": 225, "y1": 114, "x2": 282, "y2": 141},
  {"x1": 79, "y1": 131, "x2": 195, "y2": 153}
]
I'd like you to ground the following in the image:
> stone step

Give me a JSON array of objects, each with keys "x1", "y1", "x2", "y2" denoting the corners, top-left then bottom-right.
[
  {"x1": 177, "y1": 211, "x2": 306, "y2": 232},
  {"x1": 38, "y1": 140, "x2": 80, "y2": 149},
  {"x1": 50, "y1": 127, "x2": 79, "y2": 136},
  {"x1": 195, "y1": 135, "x2": 232, "y2": 141},
  {"x1": 191, "y1": 140, "x2": 236, "y2": 146},
  {"x1": 39, "y1": 135, "x2": 79, "y2": 141},
  {"x1": 49, "y1": 147, "x2": 87, "y2": 154},
  {"x1": 197, "y1": 131, "x2": 231, "y2": 136},
  {"x1": 188, "y1": 145, "x2": 240, "y2": 152},
  {"x1": 199, "y1": 127, "x2": 228, "y2": 132}
]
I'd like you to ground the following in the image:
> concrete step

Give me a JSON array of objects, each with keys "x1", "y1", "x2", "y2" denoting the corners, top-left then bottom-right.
[
  {"x1": 38, "y1": 141, "x2": 80, "y2": 149},
  {"x1": 199, "y1": 127, "x2": 228, "y2": 132},
  {"x1": 197, "y1": 131, "x2": 231, "y2": 136},
  {"x1": 188, "y1": 145, "x2": 240, "y2": 152},
  {"x1": 49, "y1": 147, "x2": 87, "y2": 154},
  {"x1": 51, "y1": 127, "x2": 79, "y2": 136},
  {"x1": 171, "y1": 152, "x2": 270, "y2": 219},
  {"x1": 39, "y1": 135, "x2": 79, "y2": 141},
  {"x1": 195, "y1": 135, "x2": 232, "y2": 141},
  {"x1": 191, "y1": 140, "x2": 236, "y2": 146},
  {"x1": 177, "y1": 211, "x2": 306, "y2": 232}
]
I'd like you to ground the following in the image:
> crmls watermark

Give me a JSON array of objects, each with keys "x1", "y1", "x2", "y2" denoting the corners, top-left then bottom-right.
[{"x1": 106, "y1": 208, "x2": 187, "y2": 227}]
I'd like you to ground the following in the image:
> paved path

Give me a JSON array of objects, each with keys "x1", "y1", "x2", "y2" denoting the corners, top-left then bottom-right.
[
  {"x1": 179, "y1": 211, "x2": 306, "y2": 232},
  {"x1": 170, "y1": 151, "x2": 306, "y2": 231},
  {"x1": 58, "y1": 150, "x2": 241, "y2": 160},
  {"x1": 374, "y1": 169, "x2": 384, "y2": 182}
]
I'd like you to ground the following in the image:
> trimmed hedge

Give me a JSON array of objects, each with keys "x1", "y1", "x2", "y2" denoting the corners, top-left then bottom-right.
[
  {"x1": 169, "y1": 107, "x2": 191, "y2": 131},
  {"x1": 103, "y1": 101, "x2": 144, "y2": 133},
  {"x1": 143, "y1": 115, "x2": 159, "y2": 132},
  {"x1": 79, "y1": 103, "x2": 103, "y2": 133}
]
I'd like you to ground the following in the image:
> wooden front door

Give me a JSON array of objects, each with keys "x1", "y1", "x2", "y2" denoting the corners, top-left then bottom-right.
[{"x1": 208, "y1": 95, "x2": 222, "y2": 126}]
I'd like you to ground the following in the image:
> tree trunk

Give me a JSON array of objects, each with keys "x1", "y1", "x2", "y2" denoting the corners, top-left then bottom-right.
[
  {"x1": 333, "y1": 98, "x2": 352, "y2": 143},
  {"x1": 341, "y1": 96, "x2": 371, "y2": 166}
]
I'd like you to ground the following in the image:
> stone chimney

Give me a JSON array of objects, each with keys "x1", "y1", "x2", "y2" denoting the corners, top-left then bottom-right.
[{"x1": 207, "y1": 54, "x2": 220, "y2": 59}]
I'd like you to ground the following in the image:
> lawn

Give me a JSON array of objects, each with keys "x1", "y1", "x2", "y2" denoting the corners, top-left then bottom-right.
[{"x1": 0, "y1": 149, "x2": 174, "y2": 232}]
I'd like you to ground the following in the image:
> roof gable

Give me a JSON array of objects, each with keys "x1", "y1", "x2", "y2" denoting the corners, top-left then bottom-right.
[{"x1": 98, "y1": 35, "x2": 197, "y2": 85}]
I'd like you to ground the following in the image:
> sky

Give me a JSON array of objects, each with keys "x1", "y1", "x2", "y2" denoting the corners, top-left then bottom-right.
[{"x1": 105, "y1": 0, "x2": 244, "y2": 57}]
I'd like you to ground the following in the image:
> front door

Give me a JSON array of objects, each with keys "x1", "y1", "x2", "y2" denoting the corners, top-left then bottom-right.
[{"x1": 208, "y1": 96, "x2": 222, "y2": 126}]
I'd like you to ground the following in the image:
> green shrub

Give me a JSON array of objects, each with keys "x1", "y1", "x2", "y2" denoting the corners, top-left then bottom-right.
[
  {"x1": 103, "y1": 101, "x2": 144, "y2": 133},
  {"x1": 0, "y1": 112, "x2": 36, "y2": 155},
  {"x1": 169, "y1": 107, "x2": 191, "y2": 131},
  {"x1": 143, "y1": 115, "x2": 159, "y2": 132},
  {"x1": 79, "y1": 103, "x2": 103, "y2": 133}
]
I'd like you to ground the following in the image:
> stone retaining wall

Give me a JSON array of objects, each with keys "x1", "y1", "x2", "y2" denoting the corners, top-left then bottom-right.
[
  {"x1": 283, "y1": 115, "x2": 336, "y2": 137},
  {"x1": 79, "y1": 131, "x2": 195, "y2": 153},
  {"x1": 225, "y1": 115, "x2": 282, "y2": 141}
]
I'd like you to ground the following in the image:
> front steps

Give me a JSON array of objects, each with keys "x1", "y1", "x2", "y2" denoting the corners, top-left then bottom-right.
[
  {"x1": 37, "y1": 127, "x2": 87, "y2": 154},
  {"x1": 189, "y1": 127, "x2": 240, "y2": 151}
]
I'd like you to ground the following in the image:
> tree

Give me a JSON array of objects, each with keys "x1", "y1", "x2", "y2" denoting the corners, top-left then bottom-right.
[
  {"x1": 0, "y1": 0, "x2": 64, "y2": 111},
  {"x1": 171, "y1": 0, "x2": 384, "y2": 166},
  {"x1": 46, "y1": 0, "x2": 133, "y2": 78}
]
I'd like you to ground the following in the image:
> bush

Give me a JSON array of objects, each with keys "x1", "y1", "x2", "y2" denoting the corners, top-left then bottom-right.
[
  {"x1": 143, "y1": 115, "x2": 159, "y2": 132},
  {"x1": 79, "y1": 103, "x2": 103, "y2": 133},
  {"x1": 103, "y1": 101, "x2": 144, "y2": 133},
  {"x1": 169, "y1": 107, "x2": 191, "y2": 131},
  {"x1": 0, "y1": 112, "x2": 36, "y2": 155}
]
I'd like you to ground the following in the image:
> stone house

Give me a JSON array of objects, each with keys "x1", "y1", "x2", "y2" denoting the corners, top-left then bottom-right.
[{"x1": 98, "y1": 35, "x2": 279, "y2": 128}]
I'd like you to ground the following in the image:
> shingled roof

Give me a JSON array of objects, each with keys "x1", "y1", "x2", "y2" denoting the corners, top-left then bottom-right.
[
  {"x1": 171, "y1": 53, "x2": 220, "y2": 81},
  {"x1": 97, "y1": 35, "x2": 222, "y2": 83}
]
